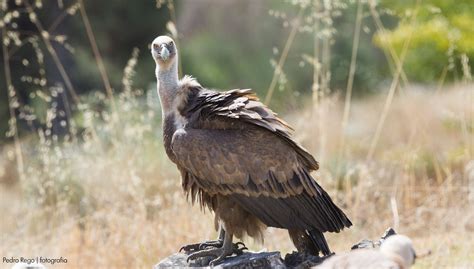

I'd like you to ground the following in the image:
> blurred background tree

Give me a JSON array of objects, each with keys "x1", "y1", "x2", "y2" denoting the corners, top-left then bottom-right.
[{"x1": 375, "y1": 0, "x2": 474, "y2": 82}]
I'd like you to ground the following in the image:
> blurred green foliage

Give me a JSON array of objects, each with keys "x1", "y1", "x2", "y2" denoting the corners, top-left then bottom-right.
[
  {"x1": 375, "y1": 0, "x2": 474, "y2": 82},
  {"x1": 1, "y1": 0, "x2": 473, "y2": 143},
  {"x1": 179, "y1": 0, "x2": 391, "y2": 112}
]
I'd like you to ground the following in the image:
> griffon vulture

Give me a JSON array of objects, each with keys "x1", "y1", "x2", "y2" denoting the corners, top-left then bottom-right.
[
  {"x1": 317, "y1": 235, "x2": 417, "y2": 269},
  {"x1": 151, "y1": 35, "x2": 352, "y2": 265}
]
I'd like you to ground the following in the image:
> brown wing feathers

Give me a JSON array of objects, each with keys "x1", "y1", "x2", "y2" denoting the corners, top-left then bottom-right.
[
  {"x1": 180, "y1": 86, "x2": 318, "y2": 171},
  {"x1": 173, "y1": 82, "x2": 351, "y2": 233},
  {"x1": 230, "y1": 176, "x2": 352, "y2": 233}
]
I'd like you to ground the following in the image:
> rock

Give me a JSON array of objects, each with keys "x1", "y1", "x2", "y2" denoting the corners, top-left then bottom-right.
[
  {"x1": 155, "y1": 228, "x2": 398, "y2": 269},
  {"x1": 284, "y1": 251, "x2": 328, "y2": 268},
  {"x1": 154, "y1": 251, "x2": 286, "y2": 269}
]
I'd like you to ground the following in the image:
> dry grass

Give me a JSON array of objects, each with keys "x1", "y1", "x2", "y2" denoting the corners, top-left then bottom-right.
[
  {"x1": 0, "y1": 84, "x2": 473, "y2": 269},
  {"x1": 1, "y1": 1, "x2": 473, "y2": 268}
]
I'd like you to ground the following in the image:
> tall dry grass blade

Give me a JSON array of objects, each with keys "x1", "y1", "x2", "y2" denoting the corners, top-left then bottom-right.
[
  {"x1": 337, "y1": 0, "x2": 363, "y2": 173},
  {"x1": 436, "y1": 66, "x2": 448, "y2": 94},
  {"x1": 366, "y1": 1, "x2": 419, "y2": 160},
  {"x1": 23, "y1": 0, "x2": 80, "y2": 104},
  {"x1": 167, "y1": 0, "x2": 182, "y2": 78},
  {"x1": 463, "y1": 55, "x2": 474, "y2": 159},
  {"x1": 2, "y1": 28, "x2": 25, "y2": 182},
  {"x1": 459, "y1": 55, "x2": 472, "y2": 158},
  {"x1": 78, "y1": 0, "x2": 117, "y2": 114},
  {"x1": 368, "y1": 0, "x2": 409, "y2": 89},
  {"x1": 390, "y1": 196, "x2": 400, "y2": 231},
  {"x1": 47, "y1": 2, "x2": 77, "y2": 33},
  {"x1": 311, "y1": 0, "x2": 321, "y2": 106},
  {"x1": 320, "y1": 1, "x2": 331, "y2": 95},
  {"x1": 264, "y1": 7, "x2": 304, "y2": 105},
  {"x1": 311, "y1": 0, "x2": 324, "y2": 160},
  {"x1": 461, "y1": 54, "x2": 472, "y2": 84}
]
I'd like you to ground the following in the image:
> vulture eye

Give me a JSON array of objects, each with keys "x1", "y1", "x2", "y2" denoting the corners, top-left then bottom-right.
[
  {"x1": 169, "y1": 42, "x2": 173, "y2": 47},
  {"x1": 153, "y1": 44, "x2": 160, "y2": 50}
]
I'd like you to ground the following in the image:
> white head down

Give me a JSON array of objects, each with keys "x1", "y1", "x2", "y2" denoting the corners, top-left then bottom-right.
[{"x1": 380, "y1": 235, "x2": 416, "y2": 268}]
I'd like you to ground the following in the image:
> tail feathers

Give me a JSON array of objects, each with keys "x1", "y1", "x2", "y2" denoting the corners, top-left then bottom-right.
[
  {"x1": 289, "y1": 229, "x2": 331, "y2": 257},
  {"x1": 307, "y1": 229, "x2": 331, "y2": 256}
]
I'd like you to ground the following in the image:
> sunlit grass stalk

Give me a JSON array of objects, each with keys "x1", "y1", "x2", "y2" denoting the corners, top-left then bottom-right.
[
  {"x1": 337, "y1": 0, "x2": 363, "y2": 176},
  {"x1": 436, "y1": 66, "x2": 449, "y2": 94},
  {"x1": 47, "y1": 3, "x2": 74, "y2": 33},
  {"x1": 167, "y1": 0, "x2": 182, "y2": 78},
  {"x1": 78, "y1": 0, "x2": 117, "y2": 115},
  {"x1": 264, "y1": 7, "x2": 304, "y2": 105},
  {"x1": 23, "y1": 0, "x2": 80, "y2": 105},
  {"x1": 460, "y1": 54, "x2": 473, "y2": 159},
  {"x1": 390, "y1": 196, "x2": 400, "y2": 231},
  {"x1": 368, "y1": 0, "x2": 409, "y2": 89},
  {"x1": 311, "y1": 1, "x2": 321, "y2": 107},
  {"x1": 366, "y1": 1, "x2": 420, "y2": 160},
  {"x1": 2, "y1": 28, "x2": 25, "y2": 182},
  {"x1": 320, "y1": 1, "x2": 331, "y2": 96},
  {"x1": 311, "y1": 0, "x2": 324, "y2": 160}
]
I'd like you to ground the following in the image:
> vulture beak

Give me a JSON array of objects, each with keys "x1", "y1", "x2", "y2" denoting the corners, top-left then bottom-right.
[{"x1": 160, "y1": 44, "x2": 170, "y2": 61}]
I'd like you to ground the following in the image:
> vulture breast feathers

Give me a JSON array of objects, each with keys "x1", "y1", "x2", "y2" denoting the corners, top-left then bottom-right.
[{"x1": 170, "y1": 76, "x2": 351, "y2": 233}]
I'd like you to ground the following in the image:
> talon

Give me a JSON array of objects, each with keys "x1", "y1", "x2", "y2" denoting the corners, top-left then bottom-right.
[
  {"x1": 180, "y1": 246, "x2": 191, "y2": 252},
  {"x1": 233, "y1": 241, "x2": 248, "y2": 254},
  {"x1": 179, "y1": 243, "x2": 201, "y2": 253},
  {"x1": 234, "y1": 246, "x2": 248, "y2": 255},
  {"x1": 209, "y1": 256, "x2": 225, "y2": 266},
  {"x1": 187, "y1": 250, "x2": 218, "y2": 264},
  {"x1": 180, "y1": 239, "x2": 225, "y2": 254},
  {"x1": 186, "y1": 253, "x2": 195, "y2": 263},
  {"x1": 186, "y1": 232, "x2": 237, "y2": 266},
  {"x1": 199, "y1": 240, "x2": 223, "y2": 250}
]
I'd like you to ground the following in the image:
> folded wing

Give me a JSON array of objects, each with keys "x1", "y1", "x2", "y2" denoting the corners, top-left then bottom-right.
[
  {"x1": 173, "y1": 83, "x2": 351, "y2": 232},
  {"x1": 171, "y1": 127, "x2": 351, "y2": 233}
]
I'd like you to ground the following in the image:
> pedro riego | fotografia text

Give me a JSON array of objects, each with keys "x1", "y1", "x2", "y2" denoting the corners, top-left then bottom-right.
[{"x1": 3, "y1": 256, "x2": 67, "y2": 265}]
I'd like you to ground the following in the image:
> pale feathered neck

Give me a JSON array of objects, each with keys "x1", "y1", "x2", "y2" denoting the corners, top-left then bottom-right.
[{"x1": 156, "y1": 59, "x2": 179, "y2": 114}]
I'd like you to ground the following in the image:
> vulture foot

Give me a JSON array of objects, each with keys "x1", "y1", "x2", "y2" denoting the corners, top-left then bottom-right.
[
  {"x1": 186, "y1": 234, "x2": 246, "y2": 266},
  {"x1": 199, "y1": 240, "x2": 247, "y2": 252},
  {"x1": 180, "y1": 227, "x2": 228, "y2": 254},
  {"x1": 179, "y1": 240, "x2": 222, "y2": 253},
  {"x1": 199, "y1": 240, "x2": 223, "y2": 249},
  {"x1": 233, "y1": 241, "x2": 248, "y2": 254},
  {"x1": 186, "y1": 245, "x2": 233, "y2": 266},
  {"x1": 180, "y1": 240, "x2": 247, "y2": 254}
]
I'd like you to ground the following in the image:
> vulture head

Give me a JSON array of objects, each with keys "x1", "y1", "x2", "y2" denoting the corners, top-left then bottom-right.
[
  {"x1": 380, "y1": 234, "x2": 416, "y2": 268},
  {"x1": 151, "y1": 35, "x2": 177, "y2": 70}
]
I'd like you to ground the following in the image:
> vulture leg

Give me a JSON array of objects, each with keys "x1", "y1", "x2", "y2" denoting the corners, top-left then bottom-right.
[
  {"x1": 179, "y1": 226, "x2": 225, "y2": 253},
  {"x1": 187, "y1": 231, "x2": 237, "y2": 266},
  {"x1": 198, "y1": 227, "x2": 225, "y2": 249},
  {"x1": 289, "y1": 229, "x2": 331, "y2": 257},
  {"x1": 199, "y1": 229, "x2": 247, "y2": 251}
]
